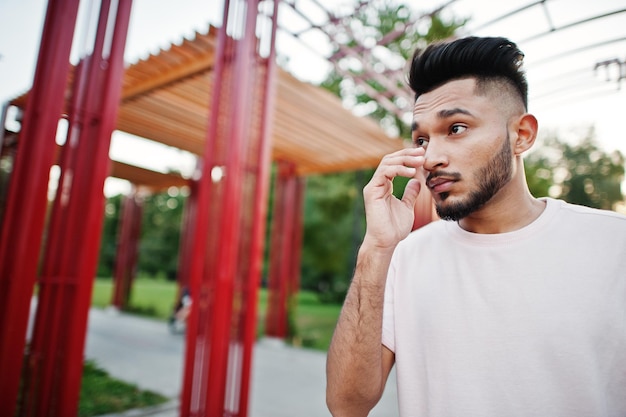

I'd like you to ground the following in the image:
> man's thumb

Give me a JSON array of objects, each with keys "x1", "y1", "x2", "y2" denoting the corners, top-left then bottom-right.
[{"x1": 401, "y1": 178, "x2": 421, "y2": 208}]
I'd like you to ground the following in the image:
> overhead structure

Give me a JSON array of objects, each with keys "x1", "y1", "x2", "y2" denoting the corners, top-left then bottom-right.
[{"x1": 7, "y1": 29, "x2": 403, "y2": 179}]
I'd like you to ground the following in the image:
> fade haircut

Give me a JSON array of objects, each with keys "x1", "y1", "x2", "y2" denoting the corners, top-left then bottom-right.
[{"x1": 408, "y1": 36, "x2": 528, "y2": 110}]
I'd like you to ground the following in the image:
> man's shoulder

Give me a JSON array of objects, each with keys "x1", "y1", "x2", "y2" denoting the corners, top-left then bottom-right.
[
  {"x1": 552, "y1": 198, "x2": 626, "y2": 224},
  {"x1": 548, "y1": 199, "x2": 626, "y2": 244}
]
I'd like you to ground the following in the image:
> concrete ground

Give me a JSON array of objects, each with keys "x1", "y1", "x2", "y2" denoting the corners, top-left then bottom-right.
[{"x1": 82, "y1": 307, "x2": 399, "y2": 417}]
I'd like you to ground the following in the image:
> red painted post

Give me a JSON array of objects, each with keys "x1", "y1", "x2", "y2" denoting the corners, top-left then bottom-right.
[
  {"x1": 237, "y1": 1, "x2": 281, "y2": 412},
  {"x1": 180, "y1": 0, "x2": 236, "y2": 412},
  {"x1": 265, "y1": 164, "x2": 288, "y2": 338},
  {"x1": 176, "y1": 179, "x2": 198, "y2": 293},
  {"x1": 112, "y1": 190, "x2": 144, "y2": 309},
  {"x1": 18, "y1": 55, "x2": 89, "y2": 416},
  {"x1": 179, "y1": 19, "x2": 230, "y2": 417},
  {"x1": 0, "y1": 0, "x2": 80, "y2": 414},
  {"x1": 19, "y1": 1, "x2": 133, "y2": 415},
  {"x1": 288, "y1": 175, "x2": 305, "y2": 324},
  {"x1": 180, "y1": 0, "x2": 279, "y2": 415},
  {"x1": 265, "y1": 161, "x2": 302, "y2": 339},
  {"x1": 0, "y1": 104, "x2": 16, "y2": 225}
]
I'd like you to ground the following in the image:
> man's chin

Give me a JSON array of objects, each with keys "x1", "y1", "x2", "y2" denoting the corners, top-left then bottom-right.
[{"x1": 435, "y1": 197, "x2": 476, "y2": 222}]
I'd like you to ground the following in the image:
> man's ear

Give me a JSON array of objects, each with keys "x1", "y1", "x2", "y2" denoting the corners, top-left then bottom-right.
[{"x1": 513, "y1": 113, "x2": 538, "y2": 155}]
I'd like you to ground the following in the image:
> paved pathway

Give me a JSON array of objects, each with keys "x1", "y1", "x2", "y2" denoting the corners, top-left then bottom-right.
[{"x1": 83, "y1": 307, "x2": 399, "y2": 417}]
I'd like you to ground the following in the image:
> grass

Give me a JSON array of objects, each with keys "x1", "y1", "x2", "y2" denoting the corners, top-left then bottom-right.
[
  {"x1": 79, "y1": 360, "x2": 167, "y2": 416},
  {"x1": 91, "y1": 277, "x2": 341, "y2": 351},
  {"x1": 290, "y1": 292, "x2": 342, "y2": 350},
  {"x1": 92, "y1": 278, "x2": 175, "y2": 320}
]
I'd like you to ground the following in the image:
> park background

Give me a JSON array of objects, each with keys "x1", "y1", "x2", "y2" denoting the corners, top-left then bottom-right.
[{"x1": 1, "y1": 0, "x2": 625, "y2": 415}]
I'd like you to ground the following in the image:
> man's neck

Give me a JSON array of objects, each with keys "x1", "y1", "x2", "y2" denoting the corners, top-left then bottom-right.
[{"x1": 457, "y1": 191, "x2": 545, "y2": 234}]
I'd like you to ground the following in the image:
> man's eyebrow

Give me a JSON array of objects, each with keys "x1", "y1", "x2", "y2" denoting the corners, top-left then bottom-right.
[
  {"x1": 412, "y1": 108, "x2": 474, "y2": 132},
  {"x1": 438, "y1": 108, "x2": 473, "y2": 119}
]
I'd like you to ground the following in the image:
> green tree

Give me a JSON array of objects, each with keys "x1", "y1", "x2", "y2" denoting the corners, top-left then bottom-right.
[
  {"x1": 97, "y1": 194, "x2": 123, "y2": 277},
  {"x1": 138, "y1": 189, "x2": 185, "y2": 280},
  {"x1": 301, "y1": 171, "x2": 368, "y2": 302},
  {"x1": 525, "y1": 128, "x2": 625, "y2": 210}
]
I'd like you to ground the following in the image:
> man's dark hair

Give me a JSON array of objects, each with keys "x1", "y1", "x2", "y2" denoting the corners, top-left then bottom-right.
[{"x1": 408, "y1": 36, "x2": 528, "y2": 109}]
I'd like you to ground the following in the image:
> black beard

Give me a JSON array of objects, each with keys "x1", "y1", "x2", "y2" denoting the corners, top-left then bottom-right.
[{"x1": 436, "y1": 133, "x2": 513, "y2": 222}]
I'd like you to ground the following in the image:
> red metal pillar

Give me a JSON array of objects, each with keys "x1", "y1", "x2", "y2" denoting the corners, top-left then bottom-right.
[
  {"x1": 288, "y1": 174, "x2": 305, "y2": 324},
  {"x1": 176, "y1": 178, "x2": 198, "y2": 297},
  {"x1": 0, "y1": 0, "x2": 80, "y2": 414},
  {"x1": 265, "y1": 161, "x2": 305, "y2": 339},
  {"x1": 19, "y1": 1, "x2": 133, "y2": 415},
  {"x1": 180, "y1": 0, "x2": 280, "y2": 416},
  {"x1": 0, "y1": 106, "x2": 17, "y2": 225},
  {"x1": 235, "y1": 2, "x2": 281, "y2": 411},
  {"x1": 112, "y1": 189, "x2": 144, "y2": 309}
]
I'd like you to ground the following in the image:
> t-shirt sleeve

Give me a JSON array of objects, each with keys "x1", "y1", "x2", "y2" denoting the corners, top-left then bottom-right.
[{"x1": 382, "y1": 257, "x2": 396, "y2": 352}]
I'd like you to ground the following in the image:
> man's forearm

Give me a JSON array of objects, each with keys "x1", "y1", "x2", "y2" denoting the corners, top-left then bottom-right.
[{"x1": 326, "y1": 243, "x2": 395, "y2": 417}]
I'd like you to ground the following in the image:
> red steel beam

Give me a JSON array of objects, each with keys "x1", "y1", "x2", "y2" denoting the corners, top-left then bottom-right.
[
  {"x1": 180, "y1": 0, "x2": 235, "y2": 413},
  {"x1": 181, "y1": 0, "x2": 277, "y2": 415},
  {"x1": 18, "y1": 54, "x2": 90, "y2": 416},
  {"x1": 0, "y1": 0, "x2": 80, "y2": 414},
  {"x1": 288, "y1": 175, "x2": 305, "y2": 323},
  {"x1": 112, "y1": 190, "x2": 144, "y2": 309},
  {"x1": 237, "y1": 1, "x2": 280, "y2": 411},
  {"x1": 265, "y1": 164, "x2": 289, "y2": 338},
  {"x1": 177, "y1": 180, "x2": 197, "y2": 291},
  {"x1": 204, "y1": 0, "x2": 256, "y2": 413},
  {"x1": 20, "y1": 1, "x2": 133, "y2": 414},
  {"x1": 265, "y1": 161, "x2": 303, "y2": 339}
]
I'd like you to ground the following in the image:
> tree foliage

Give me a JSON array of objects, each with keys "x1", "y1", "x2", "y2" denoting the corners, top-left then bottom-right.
[
  {"x1": 97, "y1": 189, "x2": 185, "y2": 280},
  {"x1": 97, "y1": 194, "x2": 123, "y2": 277},
  {"x1": 525, "y1": 128, "x2": 625, "y2": 210},
  {"x1": 138, "y1": 190, "x2": 185, "y2": 280},
  {"x1": 300, "y1": 171, "x2": 368, "y2": 302}
]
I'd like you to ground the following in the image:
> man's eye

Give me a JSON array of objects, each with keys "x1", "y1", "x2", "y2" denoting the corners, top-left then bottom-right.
[
  {"x1": 415, "y1": 137, "x2": 429, "y2": 148},
  {"x1": 450, "y1": 124, "x2": 467, "y2": 135}
]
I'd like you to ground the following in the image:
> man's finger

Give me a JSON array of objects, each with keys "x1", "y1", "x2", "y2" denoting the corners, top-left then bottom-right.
[{"x1": 401, "y1": 178, "x2": 422, "y2": 208}]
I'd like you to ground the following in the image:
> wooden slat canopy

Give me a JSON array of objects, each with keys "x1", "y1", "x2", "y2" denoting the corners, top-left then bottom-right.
[
  {"x1": 109, "y1": 161, "x2": 189, "y2": 190},
  {"x1": 10, "y1": 25, "x2": 404, "y2": 187}
]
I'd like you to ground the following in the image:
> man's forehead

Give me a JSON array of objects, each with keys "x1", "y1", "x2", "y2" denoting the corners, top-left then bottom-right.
[
  {"x1": 414, "y1": 78, "x2": 477, "y2": 105},
  {"x1": 412, "y1": 79, "x2": 479, "y2": 119}
]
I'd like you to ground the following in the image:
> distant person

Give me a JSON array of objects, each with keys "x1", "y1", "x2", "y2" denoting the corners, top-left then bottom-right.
[
  {"x1": 326, "y1": 36, "x2": 626, "y2": 417},
  {"x1": 169, "y1": 286, "x2": 192, "y2": 333}
]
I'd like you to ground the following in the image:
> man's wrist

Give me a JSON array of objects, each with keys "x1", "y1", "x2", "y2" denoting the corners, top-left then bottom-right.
[{"x1": 360, "y1": 236, "x2": 399, "y2": 256}]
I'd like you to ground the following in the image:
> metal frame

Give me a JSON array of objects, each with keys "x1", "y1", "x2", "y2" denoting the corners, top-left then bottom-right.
[
  {"x1": 265, "y1": 161, "x2": 305, "y2": 339},
  {"x1": 112, "y1": 189, "x2": 144, "y2": 310},
  {"x1": 0, "y1": 0, "x2": 81, "y2": 413},
  {"x1": 179, "y1": 1, "x2": 280, "y2": 415},
  {"x1": 18, "y1": 0, "x2": 133, "y2": 414}
]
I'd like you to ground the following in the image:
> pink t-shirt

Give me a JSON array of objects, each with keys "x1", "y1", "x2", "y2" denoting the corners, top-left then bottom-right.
[{"x1": 383, "y1": 198, "x2": 626, "y2": 417}]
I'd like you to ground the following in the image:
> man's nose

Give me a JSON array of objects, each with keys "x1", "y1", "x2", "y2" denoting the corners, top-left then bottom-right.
[{"x1": 422, "y1": 139, "x2": 449, "y2": 172}]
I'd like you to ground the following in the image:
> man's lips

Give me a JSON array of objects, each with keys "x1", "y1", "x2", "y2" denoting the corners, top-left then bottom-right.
[{"x1": 427, "y1": 177, "x2": 456, "y2": 193}]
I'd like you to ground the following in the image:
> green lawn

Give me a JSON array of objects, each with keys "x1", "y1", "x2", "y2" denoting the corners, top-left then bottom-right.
[
  {"x1": 79, "y1": 361, "x2": 167, "y2": 416},
  {"x1": 92, "y1": 278, "x2": 176, "y2": 319},
  {"x1": 92, "y1": 278, "x2": 341, "y2": 351}
]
